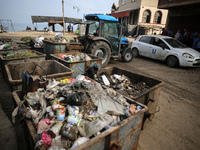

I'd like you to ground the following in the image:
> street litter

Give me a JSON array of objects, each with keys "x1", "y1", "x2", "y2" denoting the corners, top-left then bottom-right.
[
  {"x1": 59, "y1": 53, "x2": 91, "y2": 62},
  {"x1": 93, "y1": 73, "x2": 150, "y2": 98},
  {"x1": 12, "y1": 75, "x2": 143, "y2": 150}
]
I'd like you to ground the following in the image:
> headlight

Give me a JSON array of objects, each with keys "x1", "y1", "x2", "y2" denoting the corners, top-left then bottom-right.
[{"x1": 182, "y1": 53, "x2": 194, "y2": 59}]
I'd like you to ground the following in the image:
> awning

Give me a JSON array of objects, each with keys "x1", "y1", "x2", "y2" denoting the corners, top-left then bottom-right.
[
  {"x1": 31, "y1": 16, "x2": 82, "y2": 24},
  {"x1": 111, "y1": 11, "x2": 130, "y2": 18}
]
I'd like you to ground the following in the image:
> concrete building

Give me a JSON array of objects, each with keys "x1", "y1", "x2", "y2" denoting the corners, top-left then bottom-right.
[
  {"x1": 158, "y1": 0, "x2": 200, "y2": 34},
  {"x1": 111, "y1": 0, "x2": 168, "y2": 36}
]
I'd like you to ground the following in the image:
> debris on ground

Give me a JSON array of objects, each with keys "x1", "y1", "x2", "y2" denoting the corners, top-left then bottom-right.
[{"x1": 13, "y1": 75, "x2": 143, "y2": 150}]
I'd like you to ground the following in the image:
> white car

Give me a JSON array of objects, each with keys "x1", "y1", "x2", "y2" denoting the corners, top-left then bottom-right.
[{"x1": 131, "y1": 35, "x2": 200, "y2": 67}]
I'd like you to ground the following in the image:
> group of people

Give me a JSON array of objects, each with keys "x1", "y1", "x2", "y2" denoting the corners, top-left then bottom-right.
[
  {"x1": 161, "y1": 27, "x2": 200, "y2": 51},
  {"x1": 26, "y1": 26, "x2": 31, "y2": 30},
  {"x1": 67, "y1": 24, "x2": 73, "y2": 33}
]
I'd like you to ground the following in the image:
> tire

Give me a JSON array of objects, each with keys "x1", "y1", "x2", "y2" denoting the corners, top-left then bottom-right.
[
  {"x1": 88, "y1": 41, "x2": 111, "y2": 67},
  {"x1": 166, "y1": 56, "x2": 178, "y2": 67},
  {"x1": 122, "y1": 49, "x2": 133, "y2": 62},
  {"x1": 132, "y1": 48, "x2": 139, "y2": 58}
]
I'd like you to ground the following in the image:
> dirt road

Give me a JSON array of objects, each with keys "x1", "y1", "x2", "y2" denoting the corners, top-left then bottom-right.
[{"x1": 108, "y1": 57, "x2": 200, "y2": 150}]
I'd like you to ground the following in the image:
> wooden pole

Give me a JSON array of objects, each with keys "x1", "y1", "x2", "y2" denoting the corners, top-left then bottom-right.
[{"x1": 62, "y1": 0, "x2": 65, "y2": 35}]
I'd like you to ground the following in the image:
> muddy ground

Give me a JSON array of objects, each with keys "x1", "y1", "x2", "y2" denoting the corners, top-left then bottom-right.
[{"x1": 0, "y1": 31, "x2": 200, "y2": 150}]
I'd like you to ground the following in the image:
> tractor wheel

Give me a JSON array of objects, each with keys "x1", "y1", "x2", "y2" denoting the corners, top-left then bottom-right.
[
  {"x1": 166, "y1": 56, "x2": 178, "y2": 68},
  {"x1": 88, "y1": 41, "x2": 111, "y2": 67},
  {"x1": 122, "y1": 48, "x2": 133, "y2": 62}
]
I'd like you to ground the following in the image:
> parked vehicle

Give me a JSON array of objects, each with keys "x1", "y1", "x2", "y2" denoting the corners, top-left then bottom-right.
[
  {"x1": 131, "y1": 35, "x2": 200, "y2": 67},
  {"x1": 78, "y1": 14, "x2": 133, "y2": 67}
]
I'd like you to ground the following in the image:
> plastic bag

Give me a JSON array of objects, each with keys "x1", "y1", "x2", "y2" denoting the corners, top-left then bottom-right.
[
  {"x1": 84, "y1": 114, "x2": 113, "y2": 137},
  {"x1": 63, "y1": 92, "x2": 84, "y2": 106},
  {"x1": 70, "y1": 137, "x2": 89, "y2": 149}
]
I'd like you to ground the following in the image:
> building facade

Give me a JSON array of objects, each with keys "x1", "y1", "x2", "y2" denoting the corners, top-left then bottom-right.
[
  {"x1": 111, "y1": 0, "x2": 168, "y2": 35},
  {"x1": 158, "y1": 0, "x2": 200, "y2": 34}
]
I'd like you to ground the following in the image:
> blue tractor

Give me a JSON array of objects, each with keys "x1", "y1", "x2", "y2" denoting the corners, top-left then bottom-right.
[{"x1": 78, "y1": 14, "x2": 133, "y2": 67}]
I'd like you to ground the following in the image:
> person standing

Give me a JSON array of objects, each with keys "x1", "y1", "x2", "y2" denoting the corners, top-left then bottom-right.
[
  {"x1": 174, "y1": 29, "x2": 182, "y2": 41},
  {"x1": 67, "y1": 25, "x2": 70, "y2": 33},
  {"x1": 183, "y1": 28, "x2": 190, "y2": 46},
  {"x1": 192, "y1": 33, "x2": 200, "y2": 51},
  {"x1": 0, "y1": 25, "x2": 4, "y2": 32},
  {"x1": 71, "y1": 25, "x2": 73, "y2": 33},
  {"x1": 167, "y1": 27, "x2": 173, "y2": 37},
  {"x1": 161, "y1": 28, "x2": 168, "y2": 36}
]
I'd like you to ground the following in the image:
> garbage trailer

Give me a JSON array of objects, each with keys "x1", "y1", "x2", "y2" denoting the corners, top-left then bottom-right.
[
  {"x1": 93, "y1": 67, "x2": 164, "y2": 127},
  {"x1": 6, "y1": 60, "x2": 73, "y2": 91},
  {"x1": 51, "y1": 52, "x2": 102, "y2": 78}
]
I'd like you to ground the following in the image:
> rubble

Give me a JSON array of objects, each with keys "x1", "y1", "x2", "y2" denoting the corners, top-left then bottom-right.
[{"x1": 13, "y1": 75, "x2": 143, "y2": 150}]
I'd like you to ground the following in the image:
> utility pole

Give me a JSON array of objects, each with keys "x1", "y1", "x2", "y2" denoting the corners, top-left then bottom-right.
[{"x1": 62, "y1": 0, "x2": 65, "y2": 35}]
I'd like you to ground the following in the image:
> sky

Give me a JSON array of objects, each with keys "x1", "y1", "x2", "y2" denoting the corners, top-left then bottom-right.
[{"x1": 0, "y1": 0, "x2": 119, "y2": 24}]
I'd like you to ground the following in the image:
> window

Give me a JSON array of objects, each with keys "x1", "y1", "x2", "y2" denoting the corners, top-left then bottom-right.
[
  {"x1": 139, "y1": 36, "x2": 151, "y2": 44},
  {"x1": 122, "y1": 0, "x2": 126, "y2": 5},
  {"x1": 88, "y1": 22, "x2": 99, "y2": 36},
  {"x1": 129, "y1": 11, "x2": 133, "y2": 24},
  {"x1": 142, "y1": 10, "x2": 151, "y2": 23},
  {"x1": 151, "y1": 37, "x2": 170, "y2": 49},
  {"x1": 132, "y1": 0, "x2": 137, "y2": 2},
  {"x1": 154, "y1": 11, "x2": 162, "y2": 24},
  {"x1": 133, "y1": 10, "x2": 139, "y2": 25},
  {"x1": 102, "y1": 22, "x2": 118, "y2": 37},
  {"x1": 164, "y1": 38, "x2": 187, "y2": 48}
]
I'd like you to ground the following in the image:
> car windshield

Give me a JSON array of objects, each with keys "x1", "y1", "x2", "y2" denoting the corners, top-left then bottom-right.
[{"x1": 164, "y1": 38, "x2": 187, "y2": 48}]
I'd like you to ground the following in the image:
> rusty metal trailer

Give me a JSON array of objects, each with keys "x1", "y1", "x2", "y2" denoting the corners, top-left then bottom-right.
[
  {"x1": 96, "y1": 67, "x2": 164, "y2": 128},
  {"x1": 43, "y1": 40, "x2": 84, "y2": 60},
  {"x1": 5, "y1": 60, "x2": 73, "y2": 91},
  {"x1": 0, "y1": 50, "x2": 46, "y2": 78},
  {"x1": 51, "y1": 52, "x2": 102, "y2": 78},
  {"x1": 12, "y1": 90, "x2": 148, "y2": 150}
]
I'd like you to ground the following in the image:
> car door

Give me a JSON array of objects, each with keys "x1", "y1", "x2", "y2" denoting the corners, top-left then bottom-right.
[
  {"x1": 138, "y1": 36, "x2": 152, "y2": 57},
  {"x1": 149, "y1": 37, "x2": 170, "y2": 60}
]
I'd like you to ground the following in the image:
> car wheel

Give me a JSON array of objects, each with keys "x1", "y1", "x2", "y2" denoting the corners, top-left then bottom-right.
[
  {"x1": 122, "y1": 48, "x2": 133, "y2": 62},
  {"x1": 132, "y1": 48, "x2": 139, "y2": 58},
  {"x1": 166, "y1": 56, "x2": 178, "y2": 67},
  {"x1": 88, "y1": 41, "x2": 111, "y2": 67}
]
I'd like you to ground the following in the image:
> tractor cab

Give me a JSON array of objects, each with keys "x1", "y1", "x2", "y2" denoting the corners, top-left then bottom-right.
[{"x1": 78, "y1": 14, "x2": 133, "y2": 67}]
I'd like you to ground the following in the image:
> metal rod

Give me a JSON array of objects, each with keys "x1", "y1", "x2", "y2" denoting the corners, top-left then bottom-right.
[{"x1": 62, "y1": 0, "x2": 65, "y2": 35}]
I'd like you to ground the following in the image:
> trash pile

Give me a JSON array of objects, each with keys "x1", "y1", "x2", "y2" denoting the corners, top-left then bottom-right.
[
  {"x1": 0, "y1": 39, "x2": 14, "y2": 50},
  {"x1": 0, "y1": 43, "x2": 10, "y2": 50},
  {"x1": 13, "y1": 75, "x2": 143, "y2": 149},
  {"x1": 1, "y1": 50, "x2": 37, "y2": 59},
  {"x1": 20, "y1": 36, "x2": 34, "y2": 43},
  {"x1": 59, "y1": 53, "x2": 91, "y2": 62},
  {"x1": 53, "y1": 33, "x2": 69, "y2": 43},
  {"x1": 34, "y1": 36, "x2": 45, "y2": 48},
  {"x1": 93, "y1": 73, "x2": 150, "y2": 98}
]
